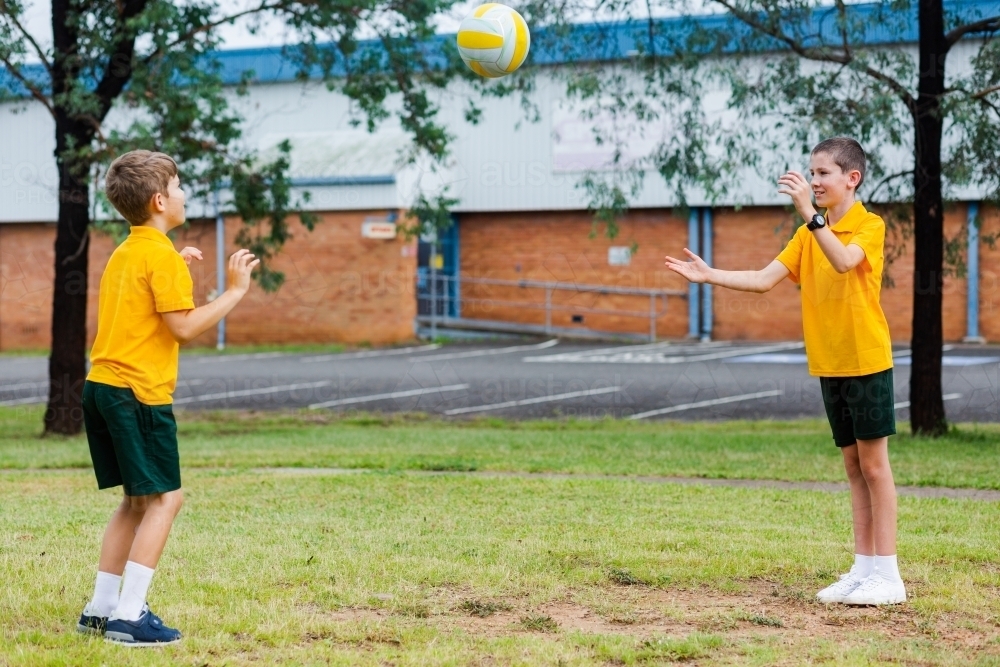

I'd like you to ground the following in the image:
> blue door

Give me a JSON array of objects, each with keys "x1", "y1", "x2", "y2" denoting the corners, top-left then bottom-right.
[{"x1": 417, "y1": 216, "x2": 459, "y2": 318}]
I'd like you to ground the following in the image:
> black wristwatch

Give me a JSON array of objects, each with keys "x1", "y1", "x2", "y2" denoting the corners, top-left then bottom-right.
[{"x1": 806, "y1": 213, "x2": 827, "y2": 231}]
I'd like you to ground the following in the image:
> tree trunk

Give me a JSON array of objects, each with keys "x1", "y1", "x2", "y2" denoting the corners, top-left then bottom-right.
[
  {"x1": 43, "y1": 126, "x2": 92, "y2": 435},
  {"x1": 909, "y1": 0, "x2": 948, "y2": 436}
]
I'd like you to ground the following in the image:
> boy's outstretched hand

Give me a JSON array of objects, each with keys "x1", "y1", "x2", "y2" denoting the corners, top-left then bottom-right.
[
  {"x1": 227, "y1": 249, "x2": 260, "y2": 295},
  {"x1": 665, "y1": 248, "x2": 712, "y2": 283},
  {"x1": 179, "y1": 247, "x2": 203, "y2": 265},
  {"x1": 777, "y1": 171, "x2": 817, "y2": 219}
]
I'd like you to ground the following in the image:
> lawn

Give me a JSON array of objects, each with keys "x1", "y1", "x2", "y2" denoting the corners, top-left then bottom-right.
[{"x1": 2, "y1": 407, "x2": 999, "y2": 665}]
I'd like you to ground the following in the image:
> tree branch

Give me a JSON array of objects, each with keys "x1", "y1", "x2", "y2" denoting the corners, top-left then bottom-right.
[
  {"x1": 92, "y1": 0, "x2": 150, "y2": 119},
  {"x1": 709, "y1": 0, "x2": 916, "y2": 112},
  {"x1": 143, "y1": 1, "x2": 284, "y2": 64},
  {"x1": 0, "y1": 1, "x2": 52, "y2": 72},
  {"x1": 972, "y1": 83, "x2": 1000, "y2": 99},
  {"x1": 0, "y1": 55, "x2": 54, "y2": 116},
  {"x1": 945, "y1": 15, "x2": 1000, "y2": 47},
  {"x1": 866, "y1": 169, "x2": 914, "y2": 201}
]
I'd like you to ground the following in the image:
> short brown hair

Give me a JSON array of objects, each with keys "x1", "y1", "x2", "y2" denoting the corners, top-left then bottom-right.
[
  {"x1": 105, "y1": 150, "x2": 178, "y2": 224},
  {"x1": 812, "y1": 137, "x2": 866, "y2": 189}
]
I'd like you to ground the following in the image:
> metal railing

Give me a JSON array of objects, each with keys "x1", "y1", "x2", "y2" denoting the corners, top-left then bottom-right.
[{"x1": 416, "y1": 272, "x2": 687, "y2": 342}]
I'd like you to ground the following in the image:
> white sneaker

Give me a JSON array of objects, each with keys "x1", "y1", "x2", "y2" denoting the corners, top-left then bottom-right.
[
  {"x1": 816, "y1": 569, "x2": 867, "y2": 603},
  {"x1": 842, "y1": 571, "x2": 906, "y2": 605}
]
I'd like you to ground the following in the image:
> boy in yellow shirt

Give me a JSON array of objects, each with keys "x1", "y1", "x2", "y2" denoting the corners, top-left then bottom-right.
[
  {"x1": 78, "y1": 150, "x2": 260, "y2": 644},
  {"x1": 665, "y1": 137, "x2": 905, "y2": 605}
]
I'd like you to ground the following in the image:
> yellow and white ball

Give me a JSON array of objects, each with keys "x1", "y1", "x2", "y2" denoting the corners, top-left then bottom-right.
[{"x1": 456, "y1": 3, "x2": 530, "y2": 78}]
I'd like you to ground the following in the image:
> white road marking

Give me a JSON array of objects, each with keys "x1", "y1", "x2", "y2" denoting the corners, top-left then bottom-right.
[
  {"x1": 892, "y1": 345, "x2": 954, "y2": 358},
  {"x1": 0, "y1": 381, "x2": 48, "y2": 391},
  {"x1": 627, "y1": 390, "x2": 785, "y2": 420},
  {"x1": 193, "y1": 352, "x2": 289, "y2": 364},
  {"x1": 526, "y1": 342, "x2": 805, "y2": 364},
  {"x1": 444, "y1": 386, "x2": 621, "y2": 416},
  {"x1": 412, "y1": 339, "x2": 558, "y2": 362},
  {"x1": 893, "y1": 393, "x2": 962, "y2": 410},
  {"x1": 175, "y1": 381, "x2": 333, "y2": 405},
  {"x1": 309, "y1": 384, "x2": 470, "y2": 409},
  {"x1": 0, "y1": 396, "x2": 46, "y2": 406},
  {"x1": 301, "y1": 344, "x2": 440, "y2": 363}
]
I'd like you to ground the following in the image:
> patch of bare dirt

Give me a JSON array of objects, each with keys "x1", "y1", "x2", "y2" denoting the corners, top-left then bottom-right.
[{"x1": 319, "y1": 579, "x2": 1000, "y2": 655}]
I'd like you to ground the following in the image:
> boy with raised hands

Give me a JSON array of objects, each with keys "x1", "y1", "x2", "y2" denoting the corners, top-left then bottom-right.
[
  {"x1": 78, "y1": 150, "x2": 260, "y2": 644},
  {"x1": 664, "y1": 137, "x2": 905, "y2": 605}
]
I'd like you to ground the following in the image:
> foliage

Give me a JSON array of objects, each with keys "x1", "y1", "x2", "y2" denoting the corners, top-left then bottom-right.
[
  {"x1": 0, "y1": 0, "x2": 469, "y2": 289},
  {"x1": 510, "y1": 0, "x2": 1000, "y2": 261}
]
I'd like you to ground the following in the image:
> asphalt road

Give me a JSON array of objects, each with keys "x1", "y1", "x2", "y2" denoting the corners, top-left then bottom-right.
[{"x1": 3, "y1": 339, "x2": 998, "y2": 422}]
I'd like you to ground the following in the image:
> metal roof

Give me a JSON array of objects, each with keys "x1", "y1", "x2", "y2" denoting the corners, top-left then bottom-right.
[{"x1": 3, "y1": 0, "x2": 998, "y2": 95}]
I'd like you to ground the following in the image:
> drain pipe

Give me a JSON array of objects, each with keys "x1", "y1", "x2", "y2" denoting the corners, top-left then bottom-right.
[
  {"x1": 688, "y1": 208, "x2": 700, "y2": 339},
  {"x1": 214, "y1": 189, "x2": 226, "y2": 350},
  {"x1": 700, "y1": 208, "x2": 713, "y2": 342},
  {"x1": 964, "y1": 202, "x2": 985, "y2": 344}
]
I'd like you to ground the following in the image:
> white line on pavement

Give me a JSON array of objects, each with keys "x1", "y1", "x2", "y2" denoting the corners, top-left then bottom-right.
[
  {"x1": 301, "y1": 344, "x2": 441, "y2": 363},
  {"x1": 412, "y1": 339, "x2": 558, "y2": 362},
  {"x1": 892, "y1": 345, "x2": 953, "y2": 358},
  {"x1": 627, "y1": 390, "x2": 785, "y2": 420},
  {"x1": 194, "y1": 352, "x2": 289, "y2": 364},
  {"x1": 309, "y1": 384, "x2": 470, "y2": 409},
  {"x1": 893, "y1": 393, "x2": 962, "y2": 410},
  {"x1": 444, "y1": 386, "x2": 621, "y2": 416},
  {"x1": 0, "y1": 381, "x2": 48, "y2": 391},
  {"x1": 0, "y1": 396, "x2": 46, "y2": 406},
  {"x1": 175, "y1": 381, "x2": 333, "y2": 405},
  {"x1": 526, "y1": 342, "x2": 805, "y2": 364}
]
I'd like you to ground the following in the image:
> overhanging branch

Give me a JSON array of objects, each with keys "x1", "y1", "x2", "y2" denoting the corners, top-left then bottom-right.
[
  {"x1": 0, "y1": 55, "x2": 53, "y2": 116},
  {"x1": 945, "y1": 15, "x2": 1000, "y2": 47},
  {"x1": 0, "y1": 0, "x2": 52, "y2": 73},
  {"x1": 709, "y1": 0, "x2": 916, "y2": 113}
]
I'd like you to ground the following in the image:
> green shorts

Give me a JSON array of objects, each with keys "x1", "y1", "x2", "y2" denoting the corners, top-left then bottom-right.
[
  {"x1": 82, "y1": 381, "x2": 181, "y2": 496},
  {"x1": 820, "y1": 369, "x2": 897, "y2": 447}
]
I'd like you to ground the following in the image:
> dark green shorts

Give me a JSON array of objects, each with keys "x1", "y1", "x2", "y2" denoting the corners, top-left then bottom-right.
[
  {"x1": 82, "y1": 381, "x2": 181, "y2": 496},
  {"x1": 820, "y1": 369, "x2": 897, "y2": 447}
]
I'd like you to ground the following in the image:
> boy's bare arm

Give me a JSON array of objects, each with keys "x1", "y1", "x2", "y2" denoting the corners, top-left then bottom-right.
[
  {"x1": 665, "y1": 249, "x2": 790, "y2": 293},
  {"x1": 161, "y1": 249, "x2": 259, "y2": 345},
  {"x1": 777, "y1": 171, "x2": 866, "y2": 273}
]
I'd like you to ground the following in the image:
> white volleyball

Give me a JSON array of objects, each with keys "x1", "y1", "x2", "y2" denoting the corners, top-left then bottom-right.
[{"x1": 456, "y1": 4, "x2": 531, "y2": 78}]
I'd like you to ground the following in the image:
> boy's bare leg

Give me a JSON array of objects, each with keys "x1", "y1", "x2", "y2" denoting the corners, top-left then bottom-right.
[
  {"x1": 109, "y1": 490, "x2": 184, "y2": 622},
  {"x1": 841, "y1": 444, "x2": 875, "y2": 556},
  {"x1": 855, "y1": 437, "x2": 896, "y2": 556},
  {"x1": 97, "y1": 494, "x2": 147, "y2": 575},
  {"x1": 126, "y1": 490, "x2": 184, "y2": 568}
]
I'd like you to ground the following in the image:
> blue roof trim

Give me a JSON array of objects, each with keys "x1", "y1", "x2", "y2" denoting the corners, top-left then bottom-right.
[
  {"x1": 290, "y1": 175, "x2": 395, "y2": 187},
  {"x1": 2, "y1": 0, "x2": 997, "y2": 95}
]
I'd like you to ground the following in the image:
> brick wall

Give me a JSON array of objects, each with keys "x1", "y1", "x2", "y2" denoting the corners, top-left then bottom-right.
[
  {"x1": 0, "y1": 211, "x2": 417, "y2": 351},
  {"x1": 3, "y1": 203, "x2": 996, "y2": 351},
  {"x1": 977, "y1": 204, "x2": 1000, "y2": 341},
  {"x1": 458, "y1": 210, "x2": 691, "y2": 338},
  {"x1": 458, "y1": 205, "x2": 984, "y2": 343},
  {"x1": 711, "y1": 204, "x2": 969, "y2": 342}
]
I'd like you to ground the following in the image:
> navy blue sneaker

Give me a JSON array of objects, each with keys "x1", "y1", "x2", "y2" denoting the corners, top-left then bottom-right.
[
  {"x1": 104, "y1": 607, "x2": 181, "y2": 646},
  {"x1": 76, "y1": 607, "x2": 108, "y2": 636}
]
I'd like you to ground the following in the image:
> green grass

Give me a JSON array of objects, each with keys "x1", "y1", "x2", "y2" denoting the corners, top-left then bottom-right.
[
  {"x1": 2, "y1": 407, "x2": 999, "y2": 664},
  {"x1": 4, "y1": 407, "x2": 1000, "y2": 489}
]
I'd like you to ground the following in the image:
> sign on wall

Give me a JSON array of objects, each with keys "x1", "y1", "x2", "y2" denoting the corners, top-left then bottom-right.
[
  {"x1": 362, "y1": 220, "x2": 397, "y2": 239},
  {"x1": 608, "y1": 246, "x2": 632, "y2": 266}
]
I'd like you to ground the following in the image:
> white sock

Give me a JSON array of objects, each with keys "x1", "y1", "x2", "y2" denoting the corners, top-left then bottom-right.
[
  {"x1": 88, "y1": 571, "x2": 121, "y2": 617},
  {"x1": 112, "y1": 561, "x2": 155, "y2": 621},
  {"x1": 853, "y1": 554, "x2": 875, "y2": 578},
  {"x1": 874, "y1": 554, "x2": 902, "y2": 582}
]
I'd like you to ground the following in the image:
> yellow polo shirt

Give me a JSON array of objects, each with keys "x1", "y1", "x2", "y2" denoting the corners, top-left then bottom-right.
[
  {"x1": 88, "y1": 225, "x2": 195, "y2": 404},
  {"x1": 775, "y1": 202, "x2": 893, "y2": 377}
]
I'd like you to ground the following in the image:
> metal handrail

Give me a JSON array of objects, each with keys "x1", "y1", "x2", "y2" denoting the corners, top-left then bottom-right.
[
  {"x1": 417, "y1": 272, "x2": 687, "y2": 342},
  {"x1": 462, "y1": 276, "x2": 687, "y2": 298}
]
